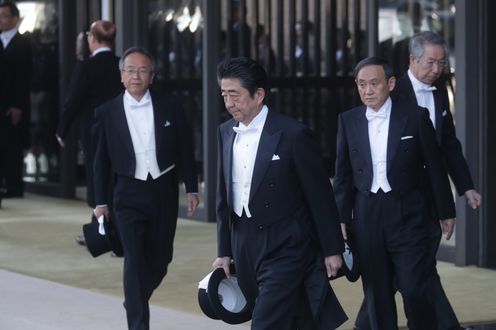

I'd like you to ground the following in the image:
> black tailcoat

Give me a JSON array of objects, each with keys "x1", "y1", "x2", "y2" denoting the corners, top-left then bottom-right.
[{"x1": 217, "y1": 109, "x2": 347, "y2": 330}]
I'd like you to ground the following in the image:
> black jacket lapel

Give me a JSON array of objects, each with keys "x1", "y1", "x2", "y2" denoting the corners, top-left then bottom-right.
[
  {"x1": 113, "y1": 95, "x2": 134, "y2": 157},
  {"x1": 353, "y1": 106, "x2": 373, "y2": 171},
  {"x1": 250, "y1": 111, "x2": 281, "y2": 201},
  {"x1": 152, "y1": 93, "x2": 165, "y2": 154},
  {"x1": 433, "y1": 90, "x2": 444, "y2": 143},
  {"x1": 223, "y1": 122, "x2": 236, "y2": 207},
  {"x1": 387, "y1": 101, "x2": 407, "y2": 172}
]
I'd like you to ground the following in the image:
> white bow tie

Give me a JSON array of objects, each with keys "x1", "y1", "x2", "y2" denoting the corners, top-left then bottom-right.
[
  {"x1": 365, "y1": 109, "x2": 387, "y2": 121},
  {"x1": 130, "y1": 100, "x2": 151, "y2": 109},
  {"x1": 233, "y1": 125, "x2": 257, "y2": 134},
  {"x1": 416, "y1": 85, "x2": 437, "y2": 93}
]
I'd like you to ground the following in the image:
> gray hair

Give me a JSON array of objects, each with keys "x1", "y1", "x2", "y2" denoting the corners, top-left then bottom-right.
[
  {"x1": 118, "y1": 46, "x2": 156, "y2": 72},
  {"x1": 409, "y1": 31, "x2": 448, "y2": 60}
]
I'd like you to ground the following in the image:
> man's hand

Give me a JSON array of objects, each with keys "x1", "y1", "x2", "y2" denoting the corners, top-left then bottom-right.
[
  {"x1": 324, "y1": 254, "x2": 343, "y2": 278},
  {"x1": 94, "y1": 206, "x2": 109, "y2": 219},
  {"x1": 56, "y1": 134, "x2": 65, "y2": 148},
  {"x1": 212, "y1": 256, "x2": 231, "y2": 277},
  {"x1": 6, "y1": 107, "x2": 22, "y2": 126},
  {"x1": 186, "y1": 193, "x2": 199, "y2": 217},
  {"x1": 440, "y1": 218, "x2": 456, "y2": 240},
  {"x1": 464, "y1": 189, "x2": 481, "y2": 209}
]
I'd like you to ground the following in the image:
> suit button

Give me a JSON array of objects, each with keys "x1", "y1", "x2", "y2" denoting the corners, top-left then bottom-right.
[
  {"x1": 352, "y1": 149, "x2": 357, "y2": 153},
  {"x1": 358, "y1": 169, "x2": 363, "y2": 174},
  {"x1": 264, "y1": 203, "x2": 269, "y2": 208},
  {"x1": 258, "y1": 225, "x2": 264, "y2": 230},
  {"x1": 269, "y1": 183, "x2": 275, "y2": 188}
]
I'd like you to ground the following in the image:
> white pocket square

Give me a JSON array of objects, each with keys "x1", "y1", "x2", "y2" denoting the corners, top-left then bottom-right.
[
  {"x1": 442, "y1": 110, "x2": 447, "y2": 117},
  {"x1": 401, "y1": 136, "x2": 413, "y2": 140},
  {"x1": 272, "y1": 154, "x2": 280, "y2": 161},
  {"x1": 164, "y1": 120, "x2": 171, "y2": 127}
]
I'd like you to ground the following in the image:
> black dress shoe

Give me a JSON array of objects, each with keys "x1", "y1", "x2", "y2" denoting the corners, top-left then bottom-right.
[{"x1": 75, "y1": 234, "x2": 86, "y2": 246}]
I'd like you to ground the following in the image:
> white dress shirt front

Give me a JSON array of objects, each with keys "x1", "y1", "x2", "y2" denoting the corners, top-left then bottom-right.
[
  {"x1": 408, "y1": 69, "x2": 437, "y2": 128},
  {"x1": 232, "y1": 105, "x2": 268, "y2": 218},
  {"x1": 123, "y1": 90, "x2": 174, "y2": 181},
  {"x1": 367, "y1": 97, "x2": 392, "y2": 193},
  {"x1": 0, "y1": 27, "x2": 17, "y2": 48}
]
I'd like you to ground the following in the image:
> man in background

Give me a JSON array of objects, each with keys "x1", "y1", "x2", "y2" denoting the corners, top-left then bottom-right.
[
  {"x1": 0, "y1": 1, "x2": 32, "y2": 203},
  {"x1": 56, "y1": 20, "x2": 122, "y2": 244}
]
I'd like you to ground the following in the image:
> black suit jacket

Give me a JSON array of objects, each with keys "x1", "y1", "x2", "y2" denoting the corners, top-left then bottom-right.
[
  {"x1": 392, "y1": 73, "x2": 474, "y2": 195},
  {"x1": 92, "y1": 91, "x2": 198, "y2": 205},
  {"x1": 56, "y1": 51, "x2": 123, "y2": 142},
  {"x1": 0, "y1": 32, "x2": 32, "y2": 148},
  {"x1": 216, "y1": 109, "x2": 344, "y2": 258},
  {"x1": 333, "y1": 99, "x2": 456, "y2": 225}
]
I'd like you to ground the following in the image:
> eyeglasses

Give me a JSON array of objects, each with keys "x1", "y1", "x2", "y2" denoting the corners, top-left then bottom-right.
[
  {"x1": 122, "y1": 68, "x2": 152, "y2": 76},
  {"x1": 420, "y1": 59, "x2": 447, "y2": 69}
]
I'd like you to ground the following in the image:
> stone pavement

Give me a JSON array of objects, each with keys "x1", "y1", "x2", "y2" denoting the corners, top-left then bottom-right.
[
  {"x1": 0, "y1": 269, "x2": 247, "y2": 330},
  {"x1": 0, "y1": 194, "x2": 495, "y2": 329}
]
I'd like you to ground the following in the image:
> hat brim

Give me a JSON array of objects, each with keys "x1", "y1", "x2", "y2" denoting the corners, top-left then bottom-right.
[
  {"x1": 207, "y1": 267, "x2": 252, "y2": 324},
  {"x1": 198, "y1": 288, "x2": 220, "y2": 320},
  {"x1": 198, "y1": 266, "x2": 252, "y2": 324},
  {"x1": 82, "y1": 215, "x2": 123, "y2": 258},
  {"x1": 329, "y1": 240, "x2": 360, "y2": 282}
]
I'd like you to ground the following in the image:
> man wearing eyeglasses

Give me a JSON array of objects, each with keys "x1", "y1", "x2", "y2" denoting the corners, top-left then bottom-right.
[
  {"x1": 0, "y1": 1, "x2": 32, "y2": 204},
  {"x1": 354, "y1": 31, "x2": 480, "y2": 330},
  {"x1": 56, "y1": 20, "x2": 123, "y2": 245},
  {"x1": 93, "y1": 47, "x2": 199, "y2": 330}
]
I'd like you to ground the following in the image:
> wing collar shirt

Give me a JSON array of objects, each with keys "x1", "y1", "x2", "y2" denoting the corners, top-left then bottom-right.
[
  {"x1": 0, "y1": 27, "x2": 17, "y2": 48},
  {"x1": 367, "y1": 97, "x2": 392, "y2": 193},
  {"x1": 408, "y1": 69, "x2": 437, "y2": 128},
  {"x1": 123, "y1": 90, "x2": 174, "y2": 181},
  {"x1": 232, "y1": 105, "x2": 269, "y2": 218}
]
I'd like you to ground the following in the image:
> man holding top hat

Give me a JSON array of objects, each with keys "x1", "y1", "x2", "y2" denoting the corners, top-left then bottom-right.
[{"x1": 212, "y1": 57, "x2": 347, "y2": 329}]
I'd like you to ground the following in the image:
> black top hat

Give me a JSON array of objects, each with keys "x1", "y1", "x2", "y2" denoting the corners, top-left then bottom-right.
[
  {"x1": 198, "y1": 264, "x2": 252, "y2": 324},
  {"x1": 330, "y1": 240, "x2": 360, "y2": 282},
  {"x1": 82, "y1": 215, "x2": 123, "y2": 258}
]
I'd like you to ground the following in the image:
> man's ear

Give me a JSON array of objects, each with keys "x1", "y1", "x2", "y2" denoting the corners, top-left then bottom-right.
[
  {"x1": 409, "y1": 54, "x2": 417, "y2": 66},
  {"x1": 388, "y1": 76, "x2": 396, "y2": 92},
  {"x1": 256, "y1": 87, "x2": 265, "y2": 105}
]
